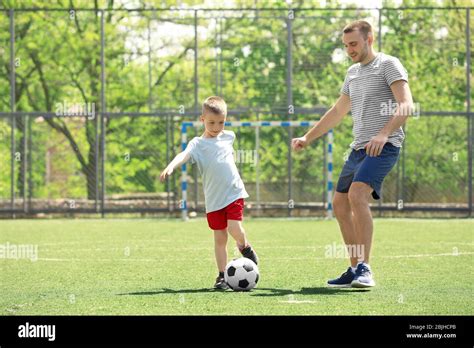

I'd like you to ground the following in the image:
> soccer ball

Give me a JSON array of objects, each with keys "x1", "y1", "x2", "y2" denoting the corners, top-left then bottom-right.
[{"x1": 224, "y1": 257, "x2": 259, "y2": 291}]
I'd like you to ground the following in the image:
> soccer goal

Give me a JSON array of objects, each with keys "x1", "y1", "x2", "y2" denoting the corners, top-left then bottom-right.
[{"x1": 180, "y1": 121, "x2": 334, "y2": 221}]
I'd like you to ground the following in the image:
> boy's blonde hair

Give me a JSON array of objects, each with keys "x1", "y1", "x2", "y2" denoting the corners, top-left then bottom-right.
[{"x1": 202, "y1": 96, "x2": 227, "y2": 117}]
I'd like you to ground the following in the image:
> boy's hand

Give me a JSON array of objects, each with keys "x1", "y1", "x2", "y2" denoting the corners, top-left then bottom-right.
[
  {"x1": 160, "y1": 167, "x2": 173, "y2": 182},
  {"x1": 291, "y1": 136, "x2": 309, "y2": 152}
]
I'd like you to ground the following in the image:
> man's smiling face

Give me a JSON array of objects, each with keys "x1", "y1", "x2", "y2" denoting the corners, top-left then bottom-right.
[{"x1": 342, "y1": 29, "x2": 370, "y2": 63}]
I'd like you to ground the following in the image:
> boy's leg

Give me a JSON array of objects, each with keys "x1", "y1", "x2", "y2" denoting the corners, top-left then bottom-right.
[
  {"x1": 207, "y1": 207, "x2": 230, "y2": 289},
  {"x1": 227, "y1": 220, "x2": 247, "y2": 250},
  {"x1": 228, "y1": 220, "x2": 258, "y2": 265},
  {"x1": 213, "y1": 229, "x2": 228, "y2": 273},
  {"x1": 213, "y1": 229, "x2": 229, "y2": 290}
]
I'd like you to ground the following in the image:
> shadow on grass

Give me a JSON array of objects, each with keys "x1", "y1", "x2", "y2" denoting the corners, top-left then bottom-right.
[
  {"x1": 118, "y1": 287, "x2": 370, "y2": 297},
  {"x1": 118, "y1": 288, "x2": 221, "y2": 296},
  {"x1": 250, "y1": 287, "x2": 370, "y2": 297}
]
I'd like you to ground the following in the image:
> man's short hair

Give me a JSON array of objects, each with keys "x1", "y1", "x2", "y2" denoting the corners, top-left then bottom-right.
[
  {"x1": 202, "y1": 96, "x2": 227, "y2": 117},
  {"x1": 343, "y1": 20, "x2": 373, "y2": 40}
]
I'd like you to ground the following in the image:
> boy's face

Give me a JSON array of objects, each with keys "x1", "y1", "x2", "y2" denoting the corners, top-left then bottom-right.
[{"x1": 201, "y1": 111, "x2": 226, "y2": 137}]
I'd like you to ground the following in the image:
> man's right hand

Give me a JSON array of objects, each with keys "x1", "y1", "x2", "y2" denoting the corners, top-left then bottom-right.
[{"x1": 291, "y1": 136, "x2": 309, "y2": 152}]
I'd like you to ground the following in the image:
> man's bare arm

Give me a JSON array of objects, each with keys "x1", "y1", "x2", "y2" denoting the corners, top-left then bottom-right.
[
  {"x1": 365, "y1": 80, "x2": 414, "y2": 157},
  {"x1": 292, "y1": 93, "x2": 351, "y2": 151}
]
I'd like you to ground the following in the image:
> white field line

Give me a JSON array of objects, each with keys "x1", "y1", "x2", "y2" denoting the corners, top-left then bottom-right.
[
  {"x1": 279, "y1": 300, "x2": 318, "y2": 304},
  {"x1": 34, "y1": 240, "x2": 173, "y2": 246},
  {"x1": 9, "y1": 251, "x2": 472, "y2": 262},
  {"x1": 383, "y1": 251, "x2": 474, "y2": 259},
  {"x1": 36, "y1": 246, "x2": 325, "y2": 252},
  {"x1": 35, "y1": 243, "x2": 474, "y2": 252}
]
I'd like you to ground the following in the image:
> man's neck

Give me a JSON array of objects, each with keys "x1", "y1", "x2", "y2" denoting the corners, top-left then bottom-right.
[{"x1": 360, "y1": 50, "x2": 378, "y2": 65}]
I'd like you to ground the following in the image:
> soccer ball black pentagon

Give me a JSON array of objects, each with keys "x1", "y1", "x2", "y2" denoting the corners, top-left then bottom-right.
[{"x1": 224, "y1": 257, "x2": 259, "y2": 291}]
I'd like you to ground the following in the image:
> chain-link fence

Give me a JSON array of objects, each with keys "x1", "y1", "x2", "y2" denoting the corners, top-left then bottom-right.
[{"x1": 0, "y1": 6, "x2": 472, "y2": 217}]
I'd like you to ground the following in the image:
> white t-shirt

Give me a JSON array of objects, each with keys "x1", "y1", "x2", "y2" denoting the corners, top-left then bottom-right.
[{"x1": 185, "y1": 130, "x2": 249, "y2": 213}]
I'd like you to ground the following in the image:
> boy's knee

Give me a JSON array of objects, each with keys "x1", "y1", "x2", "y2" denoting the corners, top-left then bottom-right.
[
  {"x1": 214, "y1": 229, "x2": 227, "y2": 242},
  {"x1": 228, "y1": 221, "x2": 245, "y2": 233}
]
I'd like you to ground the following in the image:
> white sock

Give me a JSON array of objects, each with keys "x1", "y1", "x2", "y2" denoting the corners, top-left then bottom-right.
[
  {"x1": 351, "y1": 266, "x2": 357, "y2": 273},
  {"x1": 358, "y1": 262, "x2": 370, "y2": 270}
]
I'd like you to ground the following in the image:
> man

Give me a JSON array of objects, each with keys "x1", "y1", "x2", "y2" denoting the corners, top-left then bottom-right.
[{"x1": 292, "y1": 20, "x2": 414, "y2": 288}]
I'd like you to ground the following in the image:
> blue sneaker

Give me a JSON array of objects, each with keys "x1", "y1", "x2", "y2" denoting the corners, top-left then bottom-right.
[
  {"x1": 327, "y1": 267, "x2": 355, "y2": 288},
  {"x1": 351, "y1": 262, "x2": 375, "y2": 288}
]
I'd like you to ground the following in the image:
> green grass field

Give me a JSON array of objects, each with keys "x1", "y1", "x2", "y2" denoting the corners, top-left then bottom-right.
[{"x1": 1, "y1": 218, "x2": 473, "y2": 315}]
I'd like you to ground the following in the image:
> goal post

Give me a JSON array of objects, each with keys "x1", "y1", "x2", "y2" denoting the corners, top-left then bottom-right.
[{"x1": 180, "y1": 121, "x2": 334, "y2": 220}]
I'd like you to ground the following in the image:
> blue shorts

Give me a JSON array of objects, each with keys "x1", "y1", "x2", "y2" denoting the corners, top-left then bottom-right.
[{"x1": 336, "y1": 143, "x2": 400, "y2": 200}]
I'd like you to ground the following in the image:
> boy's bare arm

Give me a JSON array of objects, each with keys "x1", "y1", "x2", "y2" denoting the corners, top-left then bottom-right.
[
  {"x1": 292, "y1": 94, "x2": 351, "y2": 152},
  {"x1": 160, "y1": 151, "x2": 191, "y2": 182}
]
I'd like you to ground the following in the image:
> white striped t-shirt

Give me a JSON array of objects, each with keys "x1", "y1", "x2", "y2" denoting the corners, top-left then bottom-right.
[{"x1": 341, "y1": 52, "x2": 408, "y2": 150}]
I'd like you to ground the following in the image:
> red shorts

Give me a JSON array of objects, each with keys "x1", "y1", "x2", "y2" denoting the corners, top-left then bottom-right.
[{"x1": 206, "y1": 198, "x2": 244, "y2": 230}]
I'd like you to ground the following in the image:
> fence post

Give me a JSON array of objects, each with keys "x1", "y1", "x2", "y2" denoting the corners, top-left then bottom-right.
[
  {"x1": 466, "y1": 8, "x2": 472, "y2": 216},
  {"x1": 27, "y1": 116, "x2": 32, "y2": 212},
  {"x1": 22, "y1": 115, "x2": 27, "y2": 214},
  {"x1": 193, "y1": 10, "x2": 199, "y2": 212},
  {"x1": 378, "y1": 8, "x2": 383, "y2": 216},
  {"x1": 166, "y1": 115, "x2": 171, "y2": 212},
  {"x1": 323, "y1": 133, "x2": 327, "y2": 207},
  {"x1": 286, "y1": 14, "x2": 293, "y2": 217},
  {"x1": 215, "y1": 18, "x2": 219, "y2": 95},
  {"x1": 326, "y1": 129, "x2": 334, "y2": 219},
  {"x1": 100, "y1": 9, "x2": 106, "y2": 218},
  {"x1": 255, "y1": 124, "x2": 261, "y2": 215},
  {"x1": 181, "y1": 124, "x2": 188, "y2": 221},
  {"x1": 9, "y1": 9, "x2": 15, "y2": 218},
  {"x1": 378, "y1": 8, "x2": 382, "y2": 52}
]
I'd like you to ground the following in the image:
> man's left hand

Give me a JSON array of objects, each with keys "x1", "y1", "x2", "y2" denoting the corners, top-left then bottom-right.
[{"x1": 364, "y1": 134, "x2": 388, "y2": 157}]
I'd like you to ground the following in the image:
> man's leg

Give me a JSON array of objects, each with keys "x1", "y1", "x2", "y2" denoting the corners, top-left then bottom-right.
[
  {"x1": 347, "y1": 182, "x2": 373, "y2": 263},
  {"x1": 333, "y1": 191, "x2": 359, "y2": 267},
  {"x1": 347, "y1": 181, "x2": 376, "y2": 288},
  {"x1": 327, "y1": 191, "x2": 360, "y2": 287}
]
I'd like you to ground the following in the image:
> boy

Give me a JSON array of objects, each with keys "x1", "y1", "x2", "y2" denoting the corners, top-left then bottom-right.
[{"x1": 160, "y1": 96, "x2": 259, "y2": 289}]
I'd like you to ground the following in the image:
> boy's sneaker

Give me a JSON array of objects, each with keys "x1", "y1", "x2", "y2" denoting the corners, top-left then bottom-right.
[
  {"x1": 214, "y1": 276, "x2": 229, "y2": 290},
  {"x1": 351, "y1": 262, "x2": 375, "y2": 288},
  {"x1": 327, "y1": 267, "x2": 355, "y2": 288},
  {"x1": 241, "y1": 245, "x2": 259, "y2": 265}
]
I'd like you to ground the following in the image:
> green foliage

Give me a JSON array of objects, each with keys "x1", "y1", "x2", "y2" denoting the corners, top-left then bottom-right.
[{"x1": 0, "y1": 0, "x2": 471, "y2": 205}]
